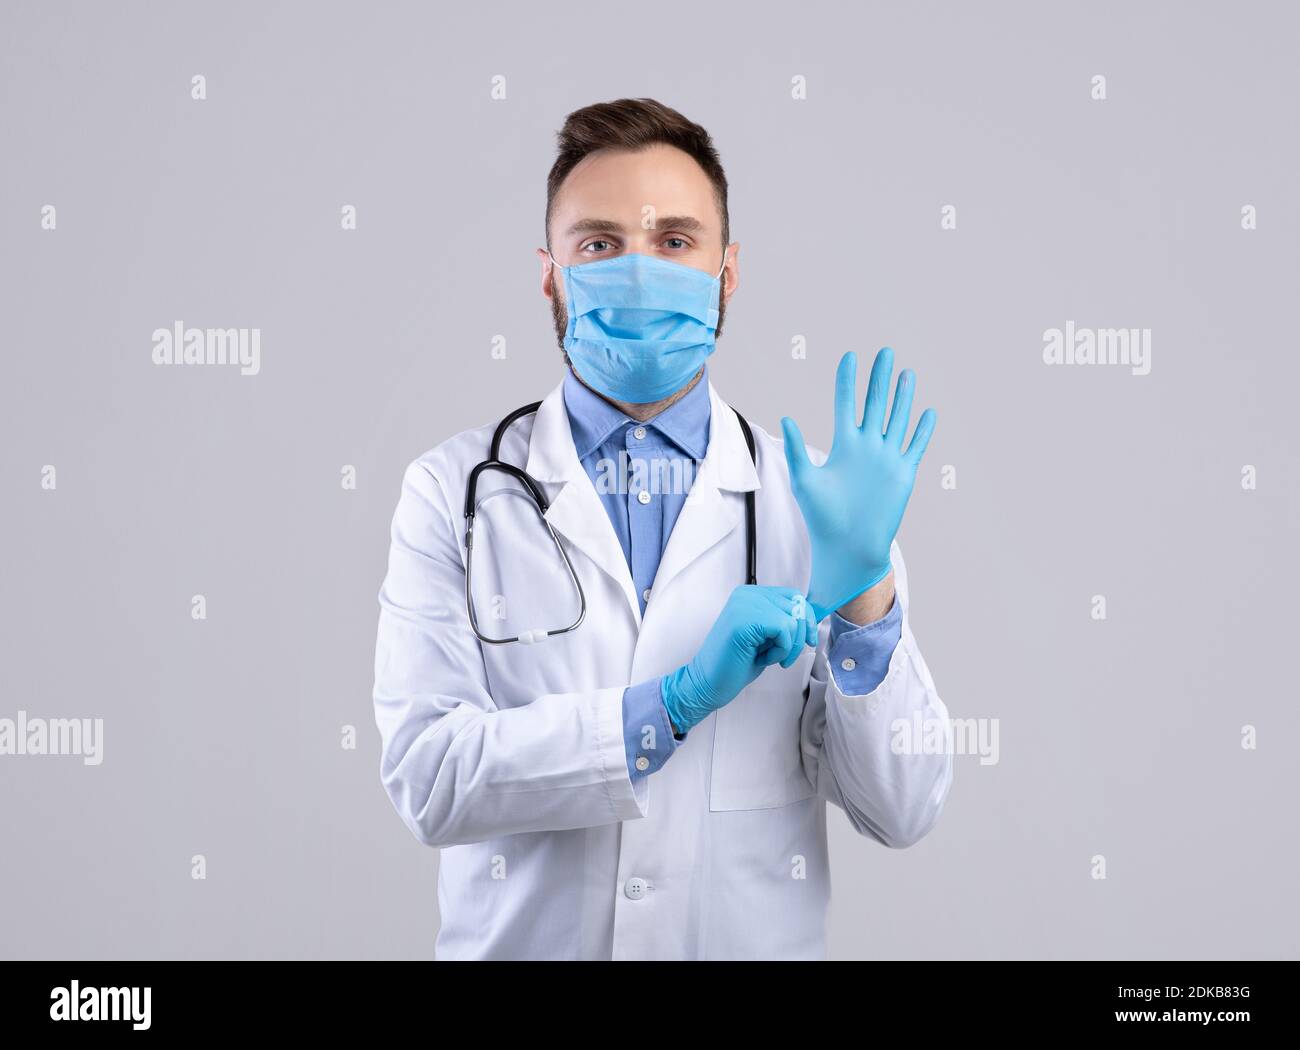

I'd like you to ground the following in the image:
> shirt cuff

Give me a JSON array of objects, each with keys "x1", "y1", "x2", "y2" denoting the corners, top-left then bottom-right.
[
  {"x1": 622, "y1": 677, "x2": 680, "y2": 780},
  {"x1": 826, "y1": 597, "x2": 903, "y2": 695}
]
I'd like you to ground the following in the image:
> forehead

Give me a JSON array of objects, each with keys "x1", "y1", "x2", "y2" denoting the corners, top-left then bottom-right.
[{"x1": 550, "y1": 143, "x2": 720, "y2": 232}]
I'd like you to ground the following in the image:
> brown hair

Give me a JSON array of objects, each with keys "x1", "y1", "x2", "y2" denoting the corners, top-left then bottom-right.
[{"x1": 545, "y1": 98, "x2": 730, "y2": 249}]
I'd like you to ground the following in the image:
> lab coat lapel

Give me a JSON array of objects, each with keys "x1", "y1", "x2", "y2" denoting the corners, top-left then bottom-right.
[
  {"x1": 524, "y1": 382, "x2": 642, "y2": 627},
  {"x1": 649, "y1": 383, "x2": 762, "y2": 602}
]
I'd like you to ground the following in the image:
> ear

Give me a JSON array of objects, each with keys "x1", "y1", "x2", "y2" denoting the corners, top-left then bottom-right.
[
  {"x1": 537, "y1": 247, "x2": 558, "y2": 300},
  {"x1": 721, "y1": 243, "x2": 739, "y2": 302}
]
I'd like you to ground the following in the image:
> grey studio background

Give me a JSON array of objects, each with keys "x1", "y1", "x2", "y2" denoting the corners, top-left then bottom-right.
[{"x1": 2, "y1": 0, "x2": 1297, "y2": 960}]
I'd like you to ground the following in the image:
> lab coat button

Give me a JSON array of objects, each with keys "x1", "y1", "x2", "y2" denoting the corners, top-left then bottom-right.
[
  {"x1": 637, "y1": 490, "x2": 651, "y2": 505},
  {"x1": 643, "y1": 588, "x2": 652, "y2": 602},
  {"x1": 624, "y1": 877, "x2": 648, "y2": 900},
  {"x1": 633, "y1": 426, "x2": 647, "y2": 440},
  {"x1": 840, "y1": 657, "x2": 857, "y2": 672},
  {"x1": 635, "y1": 756, "x2": 650, "y2": 772}
]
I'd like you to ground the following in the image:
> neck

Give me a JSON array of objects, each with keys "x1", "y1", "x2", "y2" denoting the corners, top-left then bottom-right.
[{"x1": 570, "y1": 366, "x2": 705, "y2": 422}]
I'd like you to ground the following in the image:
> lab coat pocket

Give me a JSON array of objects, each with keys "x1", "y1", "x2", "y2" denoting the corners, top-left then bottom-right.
[{"x1": 709, "y1": 652, "x2": 818, "y2": 811}]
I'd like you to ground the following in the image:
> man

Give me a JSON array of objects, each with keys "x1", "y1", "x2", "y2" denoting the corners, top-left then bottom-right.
[{"x1": 373, "y1": 98, "x2": 952, "y2": 960}]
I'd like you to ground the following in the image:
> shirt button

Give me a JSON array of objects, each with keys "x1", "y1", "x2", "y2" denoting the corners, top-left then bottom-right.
[
  {"x1": 633, "y1": 426, "x2": 647, "y2": 440},
  {"x1": 643, "y1": 588, "x2": 652, "y2": 603},
  {"x1": 637, "y1": 490, "x2": 651, "y2": 505},
  {"x1": 840, "y1": 657, "x2": 857, "y2": 672},
  {"x1": 624, "y1": 877, "x2": 647, "y2": 900},
  {"x1": 635, "y1": 756, "x2": 650, "y2": 772}
]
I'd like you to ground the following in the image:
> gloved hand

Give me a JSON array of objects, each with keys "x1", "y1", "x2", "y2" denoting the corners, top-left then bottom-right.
[
  {"x1": 662, "y1": 585, "x2": 818, "y2": 734},
  {"x1": 781, "y1": 348, "x2": 936, "y2": 622}
]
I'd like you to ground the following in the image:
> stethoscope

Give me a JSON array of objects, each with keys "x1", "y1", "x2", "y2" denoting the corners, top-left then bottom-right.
[{"x1": 464, "y1": 399, "x2": 758, "y2": 645}]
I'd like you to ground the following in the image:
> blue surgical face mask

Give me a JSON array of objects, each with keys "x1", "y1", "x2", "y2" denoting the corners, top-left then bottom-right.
[{"x1": 549, "y1": 250, "x2": 727, "y2": 403}]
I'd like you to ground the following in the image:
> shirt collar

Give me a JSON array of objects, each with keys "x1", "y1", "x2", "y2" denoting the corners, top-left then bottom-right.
[{"x1": 562, "y1": 365, "x2": 712, "y2": 462}]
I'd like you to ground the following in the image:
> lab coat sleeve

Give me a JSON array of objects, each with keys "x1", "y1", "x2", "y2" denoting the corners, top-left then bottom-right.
[
  {"x1": 372, "y1": 459, "x2": 647, "y2": 849},
  {"x1": 798, "y1": 541, "x2": 953, "y2": 848}
]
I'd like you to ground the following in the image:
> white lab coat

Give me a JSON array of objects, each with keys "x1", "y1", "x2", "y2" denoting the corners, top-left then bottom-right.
[{"x1": 373, "y1": 377, "x2": 953, "y2": 960}]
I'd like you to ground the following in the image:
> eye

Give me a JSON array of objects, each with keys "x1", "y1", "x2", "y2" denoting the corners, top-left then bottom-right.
[
  {"x1": 581, "y1": 239, "x2": 615, "y2": 254},
  {"x1": 663, "y1": 237, "x2": 690, "y2": 250}
]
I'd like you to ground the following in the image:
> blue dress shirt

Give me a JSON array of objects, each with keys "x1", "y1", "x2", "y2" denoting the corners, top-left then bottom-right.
[{"x1": 561, "y1": 366, "x2": 903, "y2": 781}]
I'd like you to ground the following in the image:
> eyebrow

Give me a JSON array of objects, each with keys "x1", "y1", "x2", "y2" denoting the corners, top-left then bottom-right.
[
  {"x1": 565, "y1": 218, "x2": 625, "y2": 236},
  {"x1": 652, "y1": 216, "x2": 706, "y2": 233},
  {"x1": 564, "y1": 215, "x2": 707, "y2": 237}
]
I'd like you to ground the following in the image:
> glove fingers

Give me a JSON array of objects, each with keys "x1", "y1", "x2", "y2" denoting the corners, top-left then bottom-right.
[
  {"x1": 800, "y1": 597, "x2": 819, "y2": 648},
  {"x1": 779, "y1": 634, "x2": 804, "y2": 669},
  {"x1": 834, "y1": 350, "x2": 858, "y2": 441},
  {"x1": 904, "y1": 407, "x2": 937, "y2": 465},
  {"x1": 776, "y1": 593, "x2": 817, "y2": 666},
  {"x1": 759, "y1": 586, "x2": 805, "y2": 611},
  {"x1": 884, "y1": 368, "x2": 915, "y2": 447},
  {"x1": 780, "y1": 417, "x2": 811, "y2": 481},
  {"x1": 777, "y1": 599, "x2": 816, "y2": 668},
  {"x1": 773, "y1": 621, "x2": 797, "y2": 663},
  {"x1": 788, "y1": 594, "x2": 816, "y2": 649},
  {"x1": 729, "y1": 587, "x2": 820, "y2": 675},
  {"x1": 861, "y1": 346, "x2": 894, "y2": 434}
]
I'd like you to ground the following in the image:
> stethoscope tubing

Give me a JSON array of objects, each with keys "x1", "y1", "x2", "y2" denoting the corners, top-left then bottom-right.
[{"x1": 463, "y1": 401, "x2": 756, "y2": 645}]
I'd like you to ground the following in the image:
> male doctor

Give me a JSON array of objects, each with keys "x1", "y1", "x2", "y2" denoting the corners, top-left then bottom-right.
[{"x1": 373, "y1": 98, "x2": 952, "y2": 960}]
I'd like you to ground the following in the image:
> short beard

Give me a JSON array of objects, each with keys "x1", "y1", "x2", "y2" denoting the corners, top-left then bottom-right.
[{"x1": 552, "y1": 270, "x2": 729, "y2": 366}]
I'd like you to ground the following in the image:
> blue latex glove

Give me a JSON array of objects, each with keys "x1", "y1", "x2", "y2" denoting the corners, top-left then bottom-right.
[
  {"x1": 781, "y1": 348, "x2": 936, "y2": 621},
  {"x1": 662, "y1": 585, "x2": 818, "y2": 734}
]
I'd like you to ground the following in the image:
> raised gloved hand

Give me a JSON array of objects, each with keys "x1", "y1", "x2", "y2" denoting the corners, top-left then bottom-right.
[
  {"x1": 781, "y1": 348, "x2": 936, "y2": 622},
  {"x1": 662, "y1": 585, "x2": 818, "y2": 734}
]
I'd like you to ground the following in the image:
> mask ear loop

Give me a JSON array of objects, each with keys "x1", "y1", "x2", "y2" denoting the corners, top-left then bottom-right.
[
  {"x1": 715, "y1": 246, "x2": 729, "y2": 280},
  {"x1": 546, "y1": 250, "x2": 571, "y2": 313}
]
